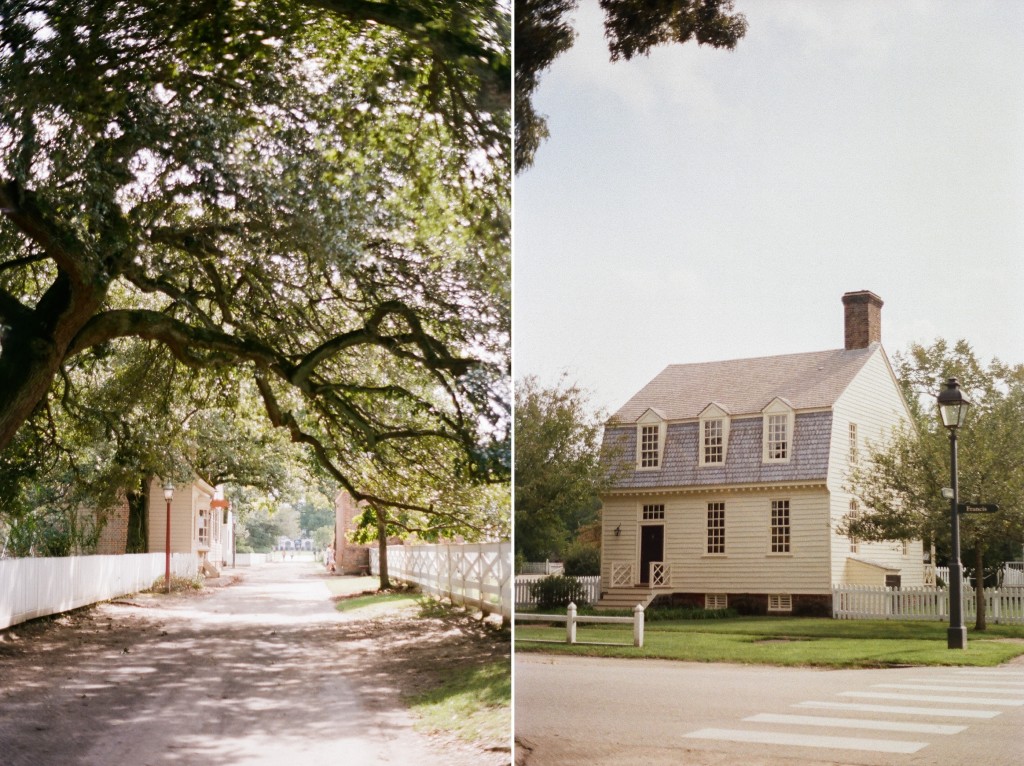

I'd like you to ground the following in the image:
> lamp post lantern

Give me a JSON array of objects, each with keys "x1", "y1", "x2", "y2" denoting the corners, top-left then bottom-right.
[
  {"x1": 163, "y1": 481, "x2": 174, "y2": 593},
  {"x1": 937, "y1": 377, "x2": 971, "y2": 649}
]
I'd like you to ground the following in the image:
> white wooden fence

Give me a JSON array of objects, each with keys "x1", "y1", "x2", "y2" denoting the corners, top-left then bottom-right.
[
  {"x1": 516, "y1": 602, "x2": 645, "y2": 647},
  {"x1": 515, "y1": 575, "x2": 602, "y2": 607},
  {"x1": 519, "y1": 560, "x2": 565, "y2": 575},
  {"x1": 369, "y1": 542, "x2": 512, "y2": 620},
  {"x1": 833, "y1": 584, "x2": 1024, "y2": 624},
  {"x1": 1, "y1": 552, "x2": 198, "y2": 630}
]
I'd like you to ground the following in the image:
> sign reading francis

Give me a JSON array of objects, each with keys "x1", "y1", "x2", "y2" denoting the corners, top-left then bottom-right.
[{"x1": 957, "y1": 503, "x2": 999, "y2": 515}]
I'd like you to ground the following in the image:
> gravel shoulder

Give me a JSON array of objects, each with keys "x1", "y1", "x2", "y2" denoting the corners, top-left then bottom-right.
[{"x1": 0, "y1": 562, "x2": 510, "y2": 765}]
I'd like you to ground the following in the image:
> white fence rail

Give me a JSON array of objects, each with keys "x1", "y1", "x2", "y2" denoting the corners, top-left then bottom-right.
[
  {"x1": 516, "y1": 602, "x2": 645, "y2": 647},
  {"x1": 515, "y1": 575, "x2": 601, "y2": 607},
  {"x1": 0, "y1": 553, "x2": 198, "y2": 631},
  {"x1": 369, "y1": 542, "x2": 512, "y2": 620},
  {"x1": 833, "y1": 584, "x2": 1024, "y2": 624}
]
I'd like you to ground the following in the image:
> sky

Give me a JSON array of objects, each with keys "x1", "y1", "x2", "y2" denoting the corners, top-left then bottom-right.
[{"x1": 513, "y1": 0, "x2": 1024, "y2": 417}]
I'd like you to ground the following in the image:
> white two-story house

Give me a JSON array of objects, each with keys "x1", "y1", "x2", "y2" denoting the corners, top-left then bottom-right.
[{"x1": 598, "y1": 291, "x2": 923, "y2": 614}]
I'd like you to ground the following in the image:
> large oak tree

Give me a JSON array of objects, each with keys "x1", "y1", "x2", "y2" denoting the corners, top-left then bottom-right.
[{"x1": 0, "y1": 1, "x2": 510, "y2": 519}]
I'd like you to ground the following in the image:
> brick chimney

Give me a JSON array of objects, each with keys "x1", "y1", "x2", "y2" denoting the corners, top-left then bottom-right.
[{"x1": 842, "y1": 291, "x2": 883, "y2": 350}]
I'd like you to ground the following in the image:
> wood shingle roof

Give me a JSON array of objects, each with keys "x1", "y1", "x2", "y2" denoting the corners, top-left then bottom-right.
[{"x1": 609, "y1": 344, "x2": 880, "y2": 423}]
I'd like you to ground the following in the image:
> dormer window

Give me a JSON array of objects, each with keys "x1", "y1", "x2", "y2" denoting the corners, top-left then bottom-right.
[
  {"x1": 636, "y1": 409, "x2": 666, "y2": 470},
  {"x1": 640, "y1": 425, "x2": 660, "y2": 467},
  {"x1": 762, "y1": 398, "x2": 794, "y2": 464},
  {"x1": 698, "y1": 403, "x2": 730, "y2": 466}
]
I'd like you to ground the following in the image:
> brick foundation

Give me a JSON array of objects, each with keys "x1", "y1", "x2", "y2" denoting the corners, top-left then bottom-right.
[{"x1": 651, "y1": 592, "x2": 832, "y2": 618}]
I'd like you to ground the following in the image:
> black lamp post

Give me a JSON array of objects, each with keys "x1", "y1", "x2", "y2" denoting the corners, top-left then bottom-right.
[
  {"x1": 163, "y1": 481, "x2": 174, "y2": 593},
  {"x1": 937, "y1": 377, "x2": 971, "y2": 649}
]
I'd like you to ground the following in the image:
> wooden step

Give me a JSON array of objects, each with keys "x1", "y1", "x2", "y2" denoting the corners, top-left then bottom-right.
[{"x1": 595, "y1": 587, "x2": 655, "y2": 610}]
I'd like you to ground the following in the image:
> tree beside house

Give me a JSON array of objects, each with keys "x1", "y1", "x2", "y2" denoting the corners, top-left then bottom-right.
[{"x1": 598, "y1": 291, "x2": 921, "y2": 613}]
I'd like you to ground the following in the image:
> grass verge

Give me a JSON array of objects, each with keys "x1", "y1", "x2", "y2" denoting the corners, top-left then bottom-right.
[
  {"x1": 407, "y1": 659, "x2": 511, "y2": 748},
  {"x1": 334, "y1": 592, "x2": 422, "y2": 613},
  {"x1": 515, "y1": 616, "x2": 1024, "y2": 668}
]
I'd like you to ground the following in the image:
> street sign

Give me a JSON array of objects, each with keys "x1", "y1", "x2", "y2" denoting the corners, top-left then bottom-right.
[{"x1": 958, "y1": 503, "x2": 999, "y2": 514}]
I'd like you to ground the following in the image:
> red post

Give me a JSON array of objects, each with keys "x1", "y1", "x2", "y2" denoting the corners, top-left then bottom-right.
[{"x1": 165, "y1": 497, "x2": 172, "y2": 593}]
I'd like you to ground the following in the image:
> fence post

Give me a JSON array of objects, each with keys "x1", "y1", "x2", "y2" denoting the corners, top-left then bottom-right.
[
  {"x1": 633, "y1": 603, "x2": 645, "y2": 647},
  {"x1": 566, "y1": 602, "x2": 577, "y2": 644}
]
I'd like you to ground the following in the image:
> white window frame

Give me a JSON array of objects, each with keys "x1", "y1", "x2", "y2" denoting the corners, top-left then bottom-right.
[
  {"x1": 849, "y1": 422, "x2": 859, "y2": 465},
  {"x1": 762, "y1": 398, "x2": 794, "y2": 464},
  {"x1": 849, "y1": 499, "x2": 860, "y2": 553},
  {"x1": 705, "y1": 594, "x2": 728, "y2": 610},
  {"x1": 635, "y1": 410, "x2": 666, "y2": 470},
  {"x1": 770, "y1": 499, "x2": 791, "y2": 554},
  {"x1": 706, "y1": 502, "x2": 725, "y2": 555},
  {"x1": 641, "y1": 503, "x2": 665, "y2": 521},
  {"x1": 698, "y1": 403, "x2": 730, "y2": 466},
  {"x1": 768, "y1": 594, "x2": 792, "y2": 612}
]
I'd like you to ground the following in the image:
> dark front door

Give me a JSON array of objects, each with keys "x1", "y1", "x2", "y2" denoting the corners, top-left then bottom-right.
[{"x1": 639, "y1": 525, "x2": 664, "y2": 585}]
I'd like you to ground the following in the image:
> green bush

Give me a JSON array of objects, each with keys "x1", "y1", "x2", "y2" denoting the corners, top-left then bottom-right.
[
  {"x1": 529, "y1": 574, "x2": 589, "y2": 609},
  {"x1": 562, "y1": 542, "x2": 600, "y2": 576}
]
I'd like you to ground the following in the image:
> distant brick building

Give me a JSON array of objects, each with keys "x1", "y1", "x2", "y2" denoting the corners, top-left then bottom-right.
[{"x1": 334, "y1": 491, "x2": 371, "y2": 575}]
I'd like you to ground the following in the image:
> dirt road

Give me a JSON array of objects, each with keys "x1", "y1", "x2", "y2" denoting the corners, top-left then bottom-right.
[{"x1": 0, "y1": 562, "x2": 510, "y2": 765}]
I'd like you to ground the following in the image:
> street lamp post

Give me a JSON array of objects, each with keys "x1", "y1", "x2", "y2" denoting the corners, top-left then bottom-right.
[
  {"x1": 163, "y1": 481, "x2": 174, "y2": 593},
  {"x1": 937, "y1": 377, "x2": 971, "y2": 650}
]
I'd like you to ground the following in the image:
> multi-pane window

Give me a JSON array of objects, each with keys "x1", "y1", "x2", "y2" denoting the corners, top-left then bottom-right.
[
  {"x1": 849, "y1": 423, "x2": 859, "y2": 465},
  {"x1": 640, "y1": 425, "x2": 660, "y2": 468},
  {"x1": 703, "y1": 418, "x2": 724, "y2": 464},
  {"x1": 197, "y1": 509, "x2": 208, "y2": 546},
  {"x1": 849, "y1": 499, "x2": 860, "y2": 553},
  {"x1": 766, "y1": 414, "x2": 788, "y2": 460},
  {"x1": 707, "y1": 502, "x2": 725, "y2": 554},
  {"x1": 642, "y1": 504, "x2": 665, "y2": 521},
  {"x1": 771, "y1": 500, "x2": 790, "y2": 553}
]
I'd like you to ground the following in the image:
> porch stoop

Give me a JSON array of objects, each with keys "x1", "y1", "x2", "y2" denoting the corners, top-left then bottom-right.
[{"x1": 595, "y1": 587, "x2": 657, "y2": 611}]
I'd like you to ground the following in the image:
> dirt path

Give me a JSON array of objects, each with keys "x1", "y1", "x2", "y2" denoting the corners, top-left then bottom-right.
[{"x1": 0, "y1": 562, "x2": 510, "y2": 765}]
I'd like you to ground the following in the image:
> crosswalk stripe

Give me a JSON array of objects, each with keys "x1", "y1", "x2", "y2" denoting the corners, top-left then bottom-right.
[
  {"x1": 841, "y1": 691, "x2": 1024, "y2": 706},
  {"x1": 875, "y1": 683, "x2": 1024, "y2": 695},
  {"x1": 744, "y1": 713, "x2": 965, "y2": 735},
  {"x1": 795, "y1": 700, "x2": 1000, "y2": 719},
  {"x1": 682, "y1": 728, "x2": 926, "y2": 754},
  {"x1": 904, "y1": 677, "x2": 1024, "y2": 687},
  {"x1": 953, "y1": 669, "x2": 1024, "y2": 677}
]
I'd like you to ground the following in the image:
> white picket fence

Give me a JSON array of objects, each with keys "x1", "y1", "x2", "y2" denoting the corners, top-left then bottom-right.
[
  {"x1": 515, "y1": 575, "x2": 602, "y2": 608},
  {"x1": 0, "y1": 552, "x2": 199, "y2": 630},
  {"x1": 369, "y1": 542, "x2": 512, "y2": 620},
  {"x1": 833, "y1": 584, "x2": 1024, "y2": 624}
]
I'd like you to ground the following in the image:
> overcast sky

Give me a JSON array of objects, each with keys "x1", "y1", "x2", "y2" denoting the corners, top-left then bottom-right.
[{"x1": 513, "y1": 0, "x2": 1024, "y2": 417}]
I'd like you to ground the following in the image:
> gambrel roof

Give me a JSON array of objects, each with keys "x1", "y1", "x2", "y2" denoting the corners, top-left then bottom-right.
[{"x1": 609, "y1": 344, "x2": 880, "y2": 424}]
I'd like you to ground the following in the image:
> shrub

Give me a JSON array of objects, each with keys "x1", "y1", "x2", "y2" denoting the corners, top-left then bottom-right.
[
  {"x1": 529, "y1": 574, "x2": 589, "y2": 610},
  {"x1": 562, "y1": 542, "x2": 600, "y2": 576}
]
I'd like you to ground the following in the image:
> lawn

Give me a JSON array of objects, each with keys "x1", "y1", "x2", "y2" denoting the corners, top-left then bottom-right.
[
  {"x1": 515, "y1": 616, "x2": 1024, "y2": 668},
  {"x1": 407, "y1": 660, "x2": 511, "y2": 747}
]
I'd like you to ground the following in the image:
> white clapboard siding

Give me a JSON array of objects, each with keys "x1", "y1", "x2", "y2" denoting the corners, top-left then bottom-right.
[
  {"x1": 369, "y1": 542, "x2": 512, "y2": 619},
  {"x1": 0, "y1": 552, "x2": 199, "y2": 630}
]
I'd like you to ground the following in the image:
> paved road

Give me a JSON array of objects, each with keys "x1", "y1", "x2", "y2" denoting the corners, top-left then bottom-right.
[
  {"x1": 0, "y1": 563, "x2": 478, "y2": 765},
  {"x1": 515, "y1": 653, "x2": 1024, "y2": 765}
]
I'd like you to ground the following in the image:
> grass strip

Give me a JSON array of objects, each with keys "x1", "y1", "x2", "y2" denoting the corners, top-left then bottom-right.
[
  {"x1": 407, "y1": 660, "x2": 511, "y2": 748},
  {"x1": 515, "y1": 617, "x2": 1024, "y2": 668},
  {"x1": 334, "y1": 593, "x2": 422, "y2": 613}
]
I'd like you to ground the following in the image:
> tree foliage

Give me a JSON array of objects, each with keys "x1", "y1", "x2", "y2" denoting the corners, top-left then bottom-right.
[
  {"x1": 515, "y1": 0, "x2": 747, "y2": 171},
  {"x1": 845, "y1": 340, "x2": 1024, "y2": 627},
  {"x1": 514, "y1": 375, "x2": 609, "y2": 561},
  {"x1": 0, "y1": 1, "x2": 510, "y2": 529}
]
